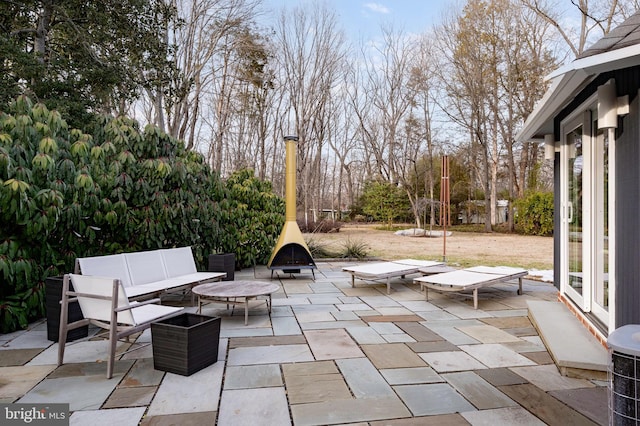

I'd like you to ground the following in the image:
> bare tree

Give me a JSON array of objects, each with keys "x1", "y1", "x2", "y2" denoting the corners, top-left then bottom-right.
[
  {"x1": 520, "y1": 0, "x2": 628, "y2": 57},
  {"x1": 272, "y1": 2, "x2": 346, "y2": 223}
]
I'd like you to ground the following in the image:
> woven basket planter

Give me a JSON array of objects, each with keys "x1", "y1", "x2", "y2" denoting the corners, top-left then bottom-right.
[
  {"x1": 151, "y1": 313, "x2": 220, "y2": 376},
  {"x1": 208, "y1": 253, "x2": 235, "y2": 281},
  {"x1": 45, "y1": 276, "x2": 88, "y2": 342}
]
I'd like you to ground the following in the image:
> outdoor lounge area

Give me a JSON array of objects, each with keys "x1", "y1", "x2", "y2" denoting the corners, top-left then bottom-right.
[{"x1": 1, "y1": 261, "x2": 609, "y2": 425}]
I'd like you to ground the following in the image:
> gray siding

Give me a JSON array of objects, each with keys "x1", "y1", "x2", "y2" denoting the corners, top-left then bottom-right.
[{"x1": 616, "y1": 88, "x2": 640, "y2": 327}]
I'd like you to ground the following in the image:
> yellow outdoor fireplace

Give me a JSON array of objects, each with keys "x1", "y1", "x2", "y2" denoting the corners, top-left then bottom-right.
[{"x1": 267, "y1": 136, "x2": 316, "y2": 278}]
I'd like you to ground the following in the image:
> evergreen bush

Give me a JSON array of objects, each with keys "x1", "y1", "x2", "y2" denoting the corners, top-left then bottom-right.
[
  {"x1": 514, "y1": 191, "x2": 554, "y2": 236},
  {"x1": 0, "y1": 96, "x2": 283, "y2": 332}
]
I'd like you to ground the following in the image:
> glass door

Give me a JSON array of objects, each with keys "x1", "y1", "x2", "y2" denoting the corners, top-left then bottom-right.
[
  {"x1": 591, "y1": 124, "x2": 609, "y2": 324},
  {"x1": 561, "y1": 108, "x2": 611, "y2": 329},
  {"x1": 563, "y1": 117, "x2": 585, "y2": 308}
]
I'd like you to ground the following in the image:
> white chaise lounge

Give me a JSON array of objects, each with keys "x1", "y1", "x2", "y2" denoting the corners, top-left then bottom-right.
[
  {"x1": 414, "y1": 265, "x2": 528, "y2": 309},
  {"x1": 343, "y1": 259, "x2": 444, "y2": 294}
]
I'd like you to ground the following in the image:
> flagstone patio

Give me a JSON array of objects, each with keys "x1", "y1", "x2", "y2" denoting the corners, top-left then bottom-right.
[{"x1": 0, "y1": 261, "x2": 609, "y2": 425}]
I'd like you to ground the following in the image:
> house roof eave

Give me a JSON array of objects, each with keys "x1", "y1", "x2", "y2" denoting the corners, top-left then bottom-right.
[
  {"x1": 516, "y1": 68, "x2": 594, "y2": 142},
  {"x1": 517, "y1": 43, "x2": 640, "y2": 143}
]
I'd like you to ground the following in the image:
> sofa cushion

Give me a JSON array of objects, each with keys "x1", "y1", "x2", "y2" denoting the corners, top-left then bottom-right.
[
  {"x1": 125, "y1": 250, "x2": 167, "y2": 285},
  {"x1": 161, "y1": 247, "x2": 197, "y2": 278},
  {"x1": 77, "y1": 254, "x2": 133, "y2": 288}
]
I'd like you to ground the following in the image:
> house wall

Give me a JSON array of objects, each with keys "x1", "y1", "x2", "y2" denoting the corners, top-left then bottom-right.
[
  {"x1": 551, "y1": 65, "x2": 640, "y2": 328},
  {"x1": 553, "y1": 151, "x2": 560, "y2": 291},
  {"x1": 615, "y1": 83, "x2": 640, "y2": 327}
]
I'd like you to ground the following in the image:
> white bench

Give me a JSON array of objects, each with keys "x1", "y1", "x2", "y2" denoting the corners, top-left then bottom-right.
[{"x1": 74, "y1": 247, "x2": 226, "y2": 300}]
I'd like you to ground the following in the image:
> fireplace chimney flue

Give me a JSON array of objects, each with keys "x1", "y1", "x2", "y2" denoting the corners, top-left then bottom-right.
[{"x1": 267, "y1": 136, "x2": 316, "y2": 278}]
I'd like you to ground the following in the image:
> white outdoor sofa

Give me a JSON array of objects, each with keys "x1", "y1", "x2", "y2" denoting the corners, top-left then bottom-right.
[{"x1": 74, "y1": 247, "x2": 226, "y2": 300}]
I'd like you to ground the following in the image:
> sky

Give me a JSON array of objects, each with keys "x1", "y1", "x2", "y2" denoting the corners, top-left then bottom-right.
[{"x1": 261, "y1": 0, "x2": 456, "y2": 41}]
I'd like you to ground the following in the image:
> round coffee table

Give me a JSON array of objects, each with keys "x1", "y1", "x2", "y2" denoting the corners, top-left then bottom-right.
[{"x1": 192, "y1": 281, "x2": 280, "y2": 325}]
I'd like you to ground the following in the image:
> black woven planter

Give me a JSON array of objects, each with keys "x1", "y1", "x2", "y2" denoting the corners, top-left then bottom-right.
[
  {"x1": 208, "y1": 253, "x2": 235, "y2": 281},
  {"x1": 151, "y1": 313, "x2": 220, "y2": 376},
  {"x1": 45, "y1": 276, "x2": 88, "y2": 342}
]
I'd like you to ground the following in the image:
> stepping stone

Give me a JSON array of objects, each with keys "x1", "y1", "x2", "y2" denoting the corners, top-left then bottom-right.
[
  {"x1": 361, "y1": 344, "x2": 426, "y2": 369},
  {"x1": 498, "y1": 383, "x2": 598, "y2": 425},
  {"x1": 304, "y1": 329, "x2": 364, "y2": 360}
]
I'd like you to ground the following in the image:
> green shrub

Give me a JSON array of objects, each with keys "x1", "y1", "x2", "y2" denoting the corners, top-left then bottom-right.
[
  {"x1": 0, "y1": 96, "x2": 283, "y2": 332},
  {"x1": 337, "y1": 237, "x2": 369, "y2": 259},
  {"x1": 514, "y1": 191, "x2": 554, "y2": 236}
]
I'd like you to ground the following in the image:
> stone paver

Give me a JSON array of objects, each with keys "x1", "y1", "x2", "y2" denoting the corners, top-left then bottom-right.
[
  {"x1": 361, "y1": 343, "x2": 426, "y2": 369},
  {"x1": 337, "y1": 357, "x2": 395, "y2": 398},
  {"x1": 0, "y1": 365, "x2": 57, "y2": 400},
  {"x1": 304, "y1": 329, "x2": 364, "y2": 360},
  {"x1": 442, "y1": 371, "x2": 516, "y2": 409},
  {"x1": 70, "y1": 407, "x2": 146, "y2": 426},
  {"x1": 394, "y1": 383, "x2": 476, "y2": 416},
  {"x1": 419, "y1": 351, "x2": 487, "y2": 373},
  {"x1": 380, "y1": 366, "x2": 442, "y2": 385},
  {"x1": 146, "y1": 361, "x2": 224, "y2": 416},
  {"x1": 456, "y1": 325, "x2": 522, "y2": 343},
  {"x1": 460, "y1": 406, "x2": 546, "y2": 425},
  {"x1": 227, "y1": 344, "x2": 314, "y2": 365},
  {"x1": 459, "y1": 344, "x2": 537, "y2": 368},
  {"x1": 290, "y1": 396, "x2": 411, "y2": 425},
  {"x1": 498, "y1": 384, "x2": 599, "y2": 425},
  {"x1": 223, "y1": 364, "x2": 283, "y2": 389},
  {"x1": 18, "y1": 374, "x2": 122, "y2": 411},
  {"x1": 218, "y1": 387, "x2": 291, "y2": 425},
  {"x1": 509, "y1": 364, "x2": 595, "y2": 391}
]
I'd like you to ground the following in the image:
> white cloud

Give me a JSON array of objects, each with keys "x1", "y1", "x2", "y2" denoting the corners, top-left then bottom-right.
[{"x1": 364, "y1": 2, "x2": 390, "y2": 14}]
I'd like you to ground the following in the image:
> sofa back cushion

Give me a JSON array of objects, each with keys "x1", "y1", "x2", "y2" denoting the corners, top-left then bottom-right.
[
  {"x1": 76, "y1": 254, "x2": 133, "y2": 288},
  {"x1": 161, "y1": 247, "x2": 197, "y2": 278},
  {"x1": 125, "y1": 250, "x2": 167, "y2": 285}
]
